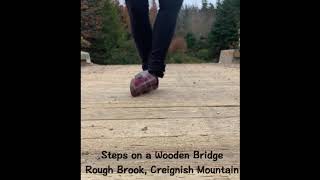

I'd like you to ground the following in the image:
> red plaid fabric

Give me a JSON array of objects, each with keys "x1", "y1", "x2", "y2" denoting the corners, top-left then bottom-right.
[{"x1": 130, "y1": 71, "x2": 159, "y2": 97}]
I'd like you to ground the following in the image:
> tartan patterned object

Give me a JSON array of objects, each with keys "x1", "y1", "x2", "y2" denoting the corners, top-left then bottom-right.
[{"x1": 130, "y1": 71, "x2": 159, "y2": 97}]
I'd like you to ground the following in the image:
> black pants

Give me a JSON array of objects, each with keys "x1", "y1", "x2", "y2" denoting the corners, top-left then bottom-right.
[{"x1": 125, "y1": 0, "x2": 183, "y2": 77}]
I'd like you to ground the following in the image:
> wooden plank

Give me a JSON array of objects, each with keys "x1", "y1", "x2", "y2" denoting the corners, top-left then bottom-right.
[
  {"x1": 81, "y1": 86, "x2": 239, "y2": 107},
  {"x1": 81, "y1": 64, "x2": 240, "y2": 179},
  {"x1": 81, "y1": 134, "x2": 239, "y2": 179},
  {"x1": 81, "y1": 135, "x2": 240, "y2": 176},
  {"x1": 81, "y1": 64, "x2": 239, "y2": 108},
  {"x1": 81, "y1": 173, "x2": 240, "y2": 180},
  {"x1": 81, "y1": 106, "x2": 239, "y2": 120},
  {"x1": 81, "y1": 117, "x2": 239, "y2": 139}
]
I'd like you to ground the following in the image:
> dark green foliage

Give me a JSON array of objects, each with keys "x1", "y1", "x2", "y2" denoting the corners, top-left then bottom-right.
[
  {"x1": 208, "y1": 0, "x2": 240, "y2": 58},
  {"x1": 185, "y1": 33, "x2": 197, "y2": 49},
  {"x1": 91, "y1": 0, "x2": 126, "y2": 64}
]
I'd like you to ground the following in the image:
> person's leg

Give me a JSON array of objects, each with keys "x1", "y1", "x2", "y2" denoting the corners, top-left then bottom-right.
[
  {"x1": 125, "y1": 0, "x2": 152, "y2": 71},
  {"x1": 148, "y1": 0, "x2": 183, "y2": 78}
]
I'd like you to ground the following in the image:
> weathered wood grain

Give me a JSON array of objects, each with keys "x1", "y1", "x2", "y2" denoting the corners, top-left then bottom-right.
[{"x1": 81, "y1": 64, "x2": 240, "y2": 179}]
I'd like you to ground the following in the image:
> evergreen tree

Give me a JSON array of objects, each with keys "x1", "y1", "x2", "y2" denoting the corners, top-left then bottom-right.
[
  {"x1": 185, "y1": 32, "x2": 197, "y2": 49},
  {"x1": 202, "y1": 0, "x2": 208, "y2": 11},
  {"x1": 208, "y1": 0, "x2": 240, "y2": 59},
  {"x1": 91, "y1": 0, "x2": 125, "y2": 64}
]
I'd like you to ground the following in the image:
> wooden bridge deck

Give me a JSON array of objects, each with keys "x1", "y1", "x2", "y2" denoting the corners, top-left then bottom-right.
[{"x1": 81, "y1": 63, "x2": 240, "y2": 179}]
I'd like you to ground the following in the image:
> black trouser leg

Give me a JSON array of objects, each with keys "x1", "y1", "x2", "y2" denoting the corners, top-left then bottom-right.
[
  {"x1": 148, "y1": 0, "x2": 183, "y2": 77},
  {"x1": 125, "y1": 0, "x2": 152, "y2": 71},
  {"x1": 126, "y1": 0, "x2": 183, "y2": 77}
]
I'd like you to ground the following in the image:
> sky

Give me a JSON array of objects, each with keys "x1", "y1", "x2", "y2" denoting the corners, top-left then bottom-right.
[
  {"x1": 119, "y1": 0, "x2": 218, "y2": 8},
  {"x1": 183, "y1": 0, "x2": 217, "y2": 8}
]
